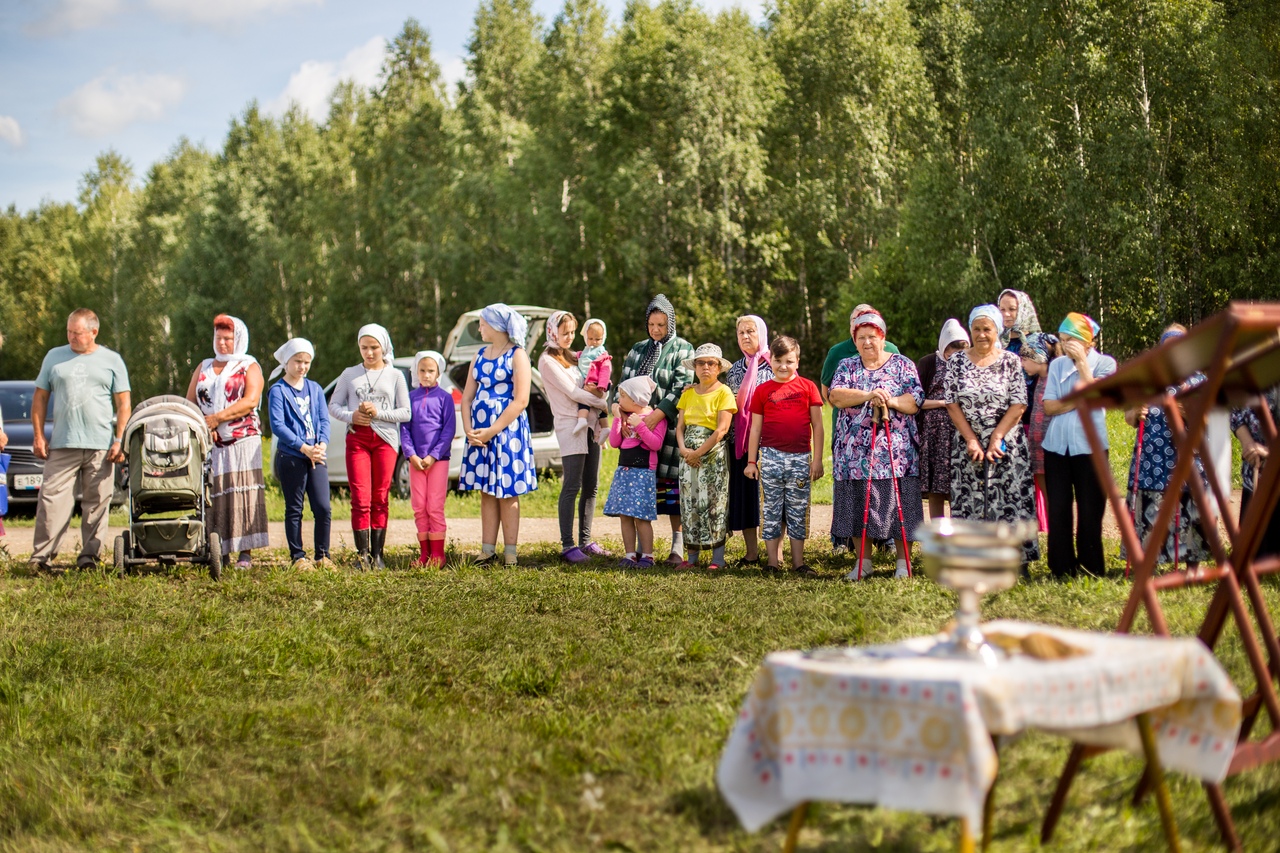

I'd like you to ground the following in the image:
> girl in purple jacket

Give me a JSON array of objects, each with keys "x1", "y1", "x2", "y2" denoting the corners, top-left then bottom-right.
[{"x1": 401, "y1": 351, "x2": 457, "y2": 566}]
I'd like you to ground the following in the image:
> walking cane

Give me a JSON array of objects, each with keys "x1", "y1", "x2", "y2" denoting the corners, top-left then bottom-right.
[
  {"x1": 856, "y1": 406, "x2": 879, "y2": 581},
  {"x1": 1126, "y1": 418, "x2": 1146, "y2": 580},
  {"x1": 879, "y1": 403, "x2": 913, "y2": 578}
]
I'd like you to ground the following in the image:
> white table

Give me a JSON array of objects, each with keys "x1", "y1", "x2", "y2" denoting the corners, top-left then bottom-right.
[{"x1": 717, "y1": 620, "x2": 1242, "y2": 851}]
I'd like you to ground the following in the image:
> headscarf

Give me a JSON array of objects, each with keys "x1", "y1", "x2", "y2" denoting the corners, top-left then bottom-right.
[
  {"x1": 639, "y1": 293, "x2": 676, "y2": 377},
  {"x1": 852, "y1": 311, "x2": 887, "y2": 339},
  {"x1": 1160, "y1": 327, "x2": 1186, "y2": 345},
  {"x1": 969, "y1": 304, "x2": 1003, "y2": 334},
  {"x1": 212, "y1": 315, "x2": 256, "y2": 365},
  {"x1": 480, "y1": 303, "x2": 528, "y2": 348},
  {"x1": 357, "y1": 323, "x2": 394, "y2": 362},
  {"x1": 544, "y1": 310, "x2": 572, "y2": 350},
  {"x1": 1019, "y1": 332, "x2": 1055, "y2": 364},
  {"x1": 734, "y1": 314, "x2": 769, "y2": 459},
  {"x1": 269, "y1": 337, "x2": 314, "y2": 381},
  {"x1": 997, "y1": 288, "x2": 1042, "y2": 346},
  {"x1": 582, "y1": 318, "x2": 607, "y2": 345},
  {"x1": 936, "y1": 319, "x2": 970, "y2": 361},
  {"x1": 618, "y1": 375, "x2": 657, "y2": 408},
  {"x1": 1058, "y1": 312, "x2": 1100, "y2": 348},
  {"x1": 412, "y1": 350, "x2": 447, "y2": 388}
]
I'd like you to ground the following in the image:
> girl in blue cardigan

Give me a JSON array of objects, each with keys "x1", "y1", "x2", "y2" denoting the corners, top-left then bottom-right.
[{"x1": 267, "y1": 338, "x2": 331, "y2": 568}]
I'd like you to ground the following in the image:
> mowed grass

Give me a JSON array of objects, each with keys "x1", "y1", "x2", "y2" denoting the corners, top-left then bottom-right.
[{"x1": 1, "y1": 538, "x2": 1279, "y2": 852}]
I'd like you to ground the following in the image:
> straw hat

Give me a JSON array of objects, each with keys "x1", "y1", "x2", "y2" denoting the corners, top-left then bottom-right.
[{"x1": 682, "y1": 343, "x2": 733, "y2": 373}]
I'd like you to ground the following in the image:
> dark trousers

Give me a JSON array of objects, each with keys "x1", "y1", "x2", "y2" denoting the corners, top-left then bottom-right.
[
  {"x1": 275, "y1": 452, "x2": 332, "y2": 560},
  {"x1": 558, "y1": 433, "x2": 601, "y2": 549},
  {"x1": 1044, "y1": 449, "x2": 1107, "y2": 577}
]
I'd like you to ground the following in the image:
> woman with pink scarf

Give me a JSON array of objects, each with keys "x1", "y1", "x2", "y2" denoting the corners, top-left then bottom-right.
[{"x1": 725, "y1": 315, "x2": 772, "y2": 566}]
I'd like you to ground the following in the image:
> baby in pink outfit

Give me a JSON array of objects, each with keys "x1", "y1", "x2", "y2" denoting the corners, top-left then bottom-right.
[{"x1": 575, "y1": 318, "x2": 612, "y2": 438}]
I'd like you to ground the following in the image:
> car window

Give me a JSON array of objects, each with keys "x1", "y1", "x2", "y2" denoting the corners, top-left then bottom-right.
[
  {"x1": 456, "y1": 318, "x2": 484, "y2": 350},
  {"x1": 0, "y1": 386, "x2": 45, "y2": 420}
]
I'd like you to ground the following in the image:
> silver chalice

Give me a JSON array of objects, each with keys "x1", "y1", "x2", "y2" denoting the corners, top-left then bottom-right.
[{"x1": 918, "y1": 517, "x2": 1037, "y2": 666}]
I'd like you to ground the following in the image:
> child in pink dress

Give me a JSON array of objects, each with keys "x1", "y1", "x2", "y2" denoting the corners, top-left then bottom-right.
[{"x1": 603, "y1": 376, "x2": 667, "y2": 567}]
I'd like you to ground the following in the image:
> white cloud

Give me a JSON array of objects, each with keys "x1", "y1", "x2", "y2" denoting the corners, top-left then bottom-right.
[
  {"x1": 439, "y1": 55, "x2": 467, "y2": 94},
  {"x1": 25, "y1": 0, "x2": 123, "y2": 37},
  {"x1": 57, "y1": 72, "x2": 187, "y2": 137},
  {"x1": 267, "y1": 36, "x2": 386, "y2": 121},
  {"x1": 146, "y1": 0, "x2": 322, "y2": 28},
  {"x1": 0, "y1": 116, "x2": 26, "y2": 148}
]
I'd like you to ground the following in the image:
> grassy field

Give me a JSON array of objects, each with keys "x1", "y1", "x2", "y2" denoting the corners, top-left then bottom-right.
[{"x1": 1, "y1": 536, "x2": 1278, "y2": 852}]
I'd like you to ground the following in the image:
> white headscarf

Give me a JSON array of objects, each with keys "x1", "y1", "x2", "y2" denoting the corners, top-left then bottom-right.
[
  {"x1": 582, "y1": 318, "x2": 607, "y2": 345},
  {"x1": 618, "y1": 376, "x2": 657, "y2": 407},
  {"x1": 213, "y1": 316, "x2": 256, "y2": 365},
  {"x1": 270, "y1": 337, "x2": 315, "y2": 381},
  {"x1": 412, "y1": 350, "x2": 447, "y2": 388},
  {"x1": 357, "y1": 323, "x2": 394, "y2": 362},
  {"x1": 936, "y1": 319, "x2": 970, "y2": 361}
]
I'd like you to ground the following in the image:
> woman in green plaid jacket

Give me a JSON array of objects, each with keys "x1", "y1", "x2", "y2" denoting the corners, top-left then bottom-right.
[{"x1": 612, "y1": 294, "x2": 696, "y2": 564}]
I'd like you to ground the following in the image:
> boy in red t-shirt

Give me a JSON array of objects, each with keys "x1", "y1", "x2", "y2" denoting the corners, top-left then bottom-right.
[{"x1": 745, "y1": 336, "x2": 825, "y2": 575}]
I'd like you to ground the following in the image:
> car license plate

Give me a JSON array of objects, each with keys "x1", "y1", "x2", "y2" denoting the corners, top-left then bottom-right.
[{"x1": 14, "y1": 474, "x2": 43, "y2": 490}]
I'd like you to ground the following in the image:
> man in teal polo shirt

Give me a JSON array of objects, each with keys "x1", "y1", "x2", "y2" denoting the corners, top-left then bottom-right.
[
  {"x1": 820, "y1": 304, "x2": 901, "y2": 552},
  {"x1": 29, "y1": 309, "x2": 131, "y2": 570}
]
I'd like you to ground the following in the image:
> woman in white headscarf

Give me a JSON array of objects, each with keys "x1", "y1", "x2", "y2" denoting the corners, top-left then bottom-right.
[
  {"x1": 725, "y1": 314, "x2": 772, "y2": 564},
  {"x1": 185, "y1": 314, "x2": 269, "y2": 568},
  {"x1": 328, "y1": 323, "x2": 411, "y2": 568},
  {"x1": 266, "y1": 337, "x2": 331, "y2": 569},
  {"x1": 916, "y1": 319, "x2": 969, "y2": 520}
]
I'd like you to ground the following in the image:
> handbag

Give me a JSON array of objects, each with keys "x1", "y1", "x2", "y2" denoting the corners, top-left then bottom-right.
[{"x1": 0, "y1": 452, "x2": 10, "y2": 516}]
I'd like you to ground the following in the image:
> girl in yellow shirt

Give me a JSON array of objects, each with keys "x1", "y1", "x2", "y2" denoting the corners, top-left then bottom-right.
[{"x1": 676, "y1": 343, "x2": 738, "y2": 569}]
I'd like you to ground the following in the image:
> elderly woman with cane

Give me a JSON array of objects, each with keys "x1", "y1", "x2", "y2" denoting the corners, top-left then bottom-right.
[
  {"x1": 829, "y1": 310, "x2": 924, "y2": 580},
  {"x1": 944, "y1": 305, "x2": 1039, "y2": 568}
]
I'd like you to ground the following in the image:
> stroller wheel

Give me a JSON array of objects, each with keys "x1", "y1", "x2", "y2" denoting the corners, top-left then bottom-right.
[
  {"x1": 207, "y1": 532, "x2": 222, "y2": 581},
  {"x1": 113, "y1": 534, "x2": 127, "y2": 577}
]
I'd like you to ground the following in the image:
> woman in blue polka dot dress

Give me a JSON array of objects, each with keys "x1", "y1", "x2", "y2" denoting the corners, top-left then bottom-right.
[{"x1": 460, "y1": 303, "x2": 538, "y2": 565}]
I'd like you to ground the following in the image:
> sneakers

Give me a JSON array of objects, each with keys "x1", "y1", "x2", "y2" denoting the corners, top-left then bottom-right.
[
  {"x1": 292, "y1": 557, "x2": 315, "y2": 571},
  {"x1": 895, "y1": 559, "x2": 910, "y2": 579},
  {"x1": 561, "y1": 546, "x2": 589, "y2": 564},
  {"x1": 582, "y1": 542, "x2": 610, "y2": 557}
]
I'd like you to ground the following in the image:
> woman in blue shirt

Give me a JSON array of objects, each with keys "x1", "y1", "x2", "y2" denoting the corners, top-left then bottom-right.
[{"x1": 268, "y1": 338, "x2": 332, "y2": 569}]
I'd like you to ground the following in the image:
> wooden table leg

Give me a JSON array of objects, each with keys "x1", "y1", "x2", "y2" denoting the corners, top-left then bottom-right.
[
  {"x1": 1135, "y1": 713, "x2": 1183, "y2": 853},
  {"x1": 959, "y1": 818, "x2": 976, "y2": 853},
  {"x1": 983, "y1": 734, "x2": 1000, "y2": 852},
  {"x1": 783, "y1": 802, "x2": 808, "y2": 853}
]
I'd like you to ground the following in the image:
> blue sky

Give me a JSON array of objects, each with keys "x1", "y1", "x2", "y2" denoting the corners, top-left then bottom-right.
[{"x1": 2, "y1": 0, "x2": 760, "y2": 213}]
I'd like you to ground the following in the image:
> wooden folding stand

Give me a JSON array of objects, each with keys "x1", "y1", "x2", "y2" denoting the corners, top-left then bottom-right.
[{"x1": 1039, "y1": 303, "x2": 1280, "y2": 850}]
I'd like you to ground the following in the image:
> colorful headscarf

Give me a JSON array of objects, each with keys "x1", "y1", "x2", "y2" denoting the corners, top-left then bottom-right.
[
  {"x1": 1058, "y1": 312, "x2": 1100, "y2": 348},
  {"x1": 269, "y1": 337, "x2": 314, "y2": 381},
  {"x1": 618, "y1": 375, "x2": 657, "y2": 408},
  {"x1": 639, "y1": 293, "x2": 676, "y2": 377},
  {"x1": 969, "y1": 304, "x2": 1003, "y2": 333},
  {"x1": 412, "y1": 350, "x2": 447, "y2": 387},
  {"x1": 481, "y1": 304, "x2": 528, "y2": 348},
  {"x1": 852, "y1": 311, "x2": 887, "y2": 339},
  {"x1": 734, "y1": 314, "x2": 769, "y2": 459},
  {"x1": 544, "y1": 310, "x2": 573, "y2": 351},
  {"x1": 936, "y1": 319, "x2": 970, "y2": 361},
  {"x1": 357, "y1": 323, "x2": 394, "y2": 362},
  {"x1": 582, "y1": 318, "x2": 607, "y2": 345},
  {"x1": 1019, "y1": 332, "x2": 1055, "y2": 364},
  {"x1": 212, "y1": 315, "x2": 256, "y2": 365},
  {"x1": 997, "y1": 288, "x2": 1042, "y2": 346},
  {"x1": 1160, "y1": 327, "x2": 1186, "y2": 345}
]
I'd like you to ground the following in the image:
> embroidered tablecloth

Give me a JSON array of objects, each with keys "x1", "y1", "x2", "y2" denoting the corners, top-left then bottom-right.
[{"x1": 717, "y1": 620, "x2": 1241, "y2": 831}]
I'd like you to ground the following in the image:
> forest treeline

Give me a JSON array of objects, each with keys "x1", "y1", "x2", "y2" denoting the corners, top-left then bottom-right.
[{"x1": 2, "y1": 0, "x2": 1278, "y2": 396}]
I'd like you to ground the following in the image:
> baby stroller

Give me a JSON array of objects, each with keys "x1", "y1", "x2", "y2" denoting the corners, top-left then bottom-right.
[{"x1": 113, "y1": 395, "x2": 221, "y2": 579}]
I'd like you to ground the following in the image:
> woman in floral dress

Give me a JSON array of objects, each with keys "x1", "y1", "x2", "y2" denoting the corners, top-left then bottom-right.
[
  {"x1": 944, "y1": 304, "x2": 1039, "y2": 566},
  {"x1": 916, "y1": 319, "x2": 968, "y2": 521},
  {"x1": 829, "y1": 310, "x2": 924, "y2": 579}
]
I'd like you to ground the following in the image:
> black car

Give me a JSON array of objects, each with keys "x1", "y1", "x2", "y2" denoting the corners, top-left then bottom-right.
[{"x1": 0, "y1": 380, "x2": 125, "y2": 508}]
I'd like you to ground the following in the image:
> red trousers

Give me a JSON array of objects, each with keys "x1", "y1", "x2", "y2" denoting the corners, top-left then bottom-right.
[{"x1": 347, "y1": 425, "x2": 397, "y2": 529}]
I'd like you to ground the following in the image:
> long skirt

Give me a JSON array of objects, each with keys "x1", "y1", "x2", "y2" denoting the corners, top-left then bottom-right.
[
  {"x1": 1121, "y1": 488, "x2": 1210, "y2": 565},
  {"x1": 727, "y1": 446, "x2": 761, "y2": 532},
  {"x1": 680, "y1": 425, "x2": 729, "y2": 549},
  {"x1": 949, "y1": 430, "x2": 1039, "y2": 564},
  {"x1": 209, "y1": 436, "x2": 270, "y2": 556},
  {"x1": 831, "y1": 477, "x2": 924, "y2": 543}
]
